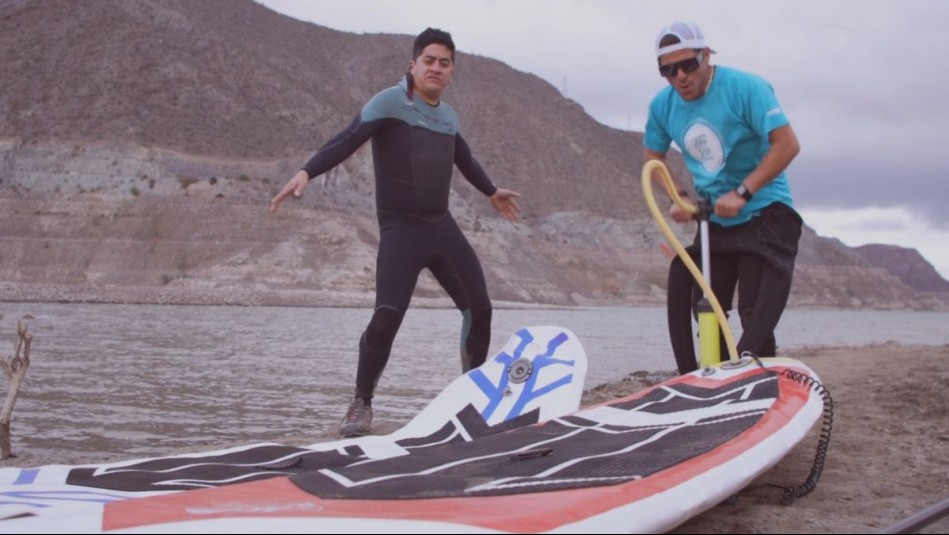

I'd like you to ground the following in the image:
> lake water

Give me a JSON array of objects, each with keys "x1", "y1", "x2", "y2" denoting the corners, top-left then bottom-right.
[{"x1": 1, "y1": 302, "x2": 947, "y2": 463}]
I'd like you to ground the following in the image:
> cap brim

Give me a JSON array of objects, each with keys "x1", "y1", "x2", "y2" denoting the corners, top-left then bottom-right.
[{"x1": 656, "y1": 44, "x2": 716, "y2": 58}]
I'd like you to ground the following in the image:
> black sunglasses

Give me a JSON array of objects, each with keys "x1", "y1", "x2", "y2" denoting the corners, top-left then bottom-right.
[{"x1": 658, "y1": 50, "x2": 704, "y2": 77}]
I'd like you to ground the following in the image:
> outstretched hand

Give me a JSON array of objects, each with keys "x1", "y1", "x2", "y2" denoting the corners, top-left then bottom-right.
[
  {"x1": 270, "y1": 170, "x2": 310, "y2": 212},
  {"x1": 489, "y1": 188, "x2": 521, "y2": 221}
]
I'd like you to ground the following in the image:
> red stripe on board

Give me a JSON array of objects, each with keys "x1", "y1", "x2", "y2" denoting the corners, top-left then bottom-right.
[{"x1": 103, "y1": 365, "x2": 814, "y2": 533}]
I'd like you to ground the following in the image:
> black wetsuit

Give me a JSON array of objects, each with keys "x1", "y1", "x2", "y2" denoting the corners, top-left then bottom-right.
[{"x1": 301, "y1": 79, "x2": 497, "y2": 399}]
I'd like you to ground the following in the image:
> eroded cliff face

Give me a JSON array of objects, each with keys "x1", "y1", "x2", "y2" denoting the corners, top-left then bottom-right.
[
  {"x1": 1, "y1": 0, "x2": 946, "y2": 310},
  {"x1": 2, "y1": 141, "x2": 945, "y2": 311}
]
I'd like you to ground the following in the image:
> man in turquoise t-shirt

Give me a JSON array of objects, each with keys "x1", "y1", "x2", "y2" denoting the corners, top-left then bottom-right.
[{"x1": 643, "y1": 21, "x2": 803, "y2": 374}]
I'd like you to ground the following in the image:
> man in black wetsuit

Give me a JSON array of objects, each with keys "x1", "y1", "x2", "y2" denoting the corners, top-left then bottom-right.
[{"x1": 270, "y1": 28, "x2": 521, "y2": 437}]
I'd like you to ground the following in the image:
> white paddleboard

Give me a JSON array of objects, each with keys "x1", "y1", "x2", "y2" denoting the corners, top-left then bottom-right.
[{"x1": 0, "y1": 338, "x2": 828, "y2": 534}]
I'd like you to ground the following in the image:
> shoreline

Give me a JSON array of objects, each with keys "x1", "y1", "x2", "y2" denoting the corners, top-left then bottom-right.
[
  {"x1": 2, "y1": 282, "x2": 947, "y2": 312},
  {"x1": 0, "y1": 283, "x2": 608, "y2": 310}
]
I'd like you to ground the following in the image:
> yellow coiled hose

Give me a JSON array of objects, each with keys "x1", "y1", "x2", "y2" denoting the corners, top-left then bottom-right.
[{"x1": 641, "y1": 160, "x2": 739, "y2": 363}]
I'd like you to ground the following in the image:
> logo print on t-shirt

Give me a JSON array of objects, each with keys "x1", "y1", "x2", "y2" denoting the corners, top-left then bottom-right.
[{"x1": 684, "y1": 122, "x2": 724, "y2": 173}]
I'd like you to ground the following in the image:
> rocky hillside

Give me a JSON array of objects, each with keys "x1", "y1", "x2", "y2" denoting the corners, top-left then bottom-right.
[{"x1": 1, "y1": 0, "x2": 947, "y2": 311}]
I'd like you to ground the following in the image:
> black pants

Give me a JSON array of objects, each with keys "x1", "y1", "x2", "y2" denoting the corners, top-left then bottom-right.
[
  {"x1": 355, "y1": 212, "x2": 492, "y2": 398},
  {"x1": 667, "y1": 202, "x2": 802, "y2": 374}
]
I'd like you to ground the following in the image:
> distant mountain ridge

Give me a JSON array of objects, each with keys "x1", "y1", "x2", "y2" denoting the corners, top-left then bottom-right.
[
  {"x1": 854, "y1": 244, "x2": 949, "y2": 293},
  {"x1": 1, "y1": 0, "x2": 946, "y2": 311}
]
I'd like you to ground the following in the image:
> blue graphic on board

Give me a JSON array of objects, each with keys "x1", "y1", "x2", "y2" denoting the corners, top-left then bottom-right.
[
  {"x1": 12, "y1": 468, "x2": 39, "y2": 485},
  {"x1": 0, "y1": 488, "x2": 133, "y2": 508},
  {"x1": 469, "y1": 328, "x2": 577, "y2": 421}
]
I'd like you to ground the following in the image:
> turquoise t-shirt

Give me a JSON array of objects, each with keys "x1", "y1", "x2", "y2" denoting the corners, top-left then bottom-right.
[{"x1": 644, "y1": 66, "x2": 793, "y2": 226}]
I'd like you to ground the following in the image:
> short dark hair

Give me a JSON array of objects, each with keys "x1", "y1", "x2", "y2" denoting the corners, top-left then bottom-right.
[
  {"x1": 413, "y1": 27, "x2": 455, "y2": 60},
  {"x1": 656, "y1": 34, "x2": 702, "y2": 64},
  {"x1": 658, "y1": 34, "x2": 681, "y2": 49}
]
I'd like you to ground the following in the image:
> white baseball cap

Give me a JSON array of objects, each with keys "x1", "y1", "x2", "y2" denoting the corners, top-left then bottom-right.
[{"x1": 655, "y1": 21, "x2": 716, "y2": 58}]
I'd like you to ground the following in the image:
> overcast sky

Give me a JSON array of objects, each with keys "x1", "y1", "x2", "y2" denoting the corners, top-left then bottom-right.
[{"x1": 258, "y1": 0, "x2": 949, "y2": 279}]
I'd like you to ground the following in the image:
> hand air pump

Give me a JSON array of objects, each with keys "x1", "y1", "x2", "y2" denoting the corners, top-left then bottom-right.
[
  {"x1": 641, "y1": 160, "x2": 739, "y2": 366},
  {"x1": 694, "y1": 198, "x2": 720, "y2": 368}
]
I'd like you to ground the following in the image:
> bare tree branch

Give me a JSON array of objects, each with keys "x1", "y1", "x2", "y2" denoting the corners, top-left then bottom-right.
[{"x1": 1, "y1": 321, "x2": 32, "y2": 459}]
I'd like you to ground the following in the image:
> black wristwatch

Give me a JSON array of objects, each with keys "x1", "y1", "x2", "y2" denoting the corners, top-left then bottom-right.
[{"x1": 735, "y1": 183, "x2": 753, "y2": 201}]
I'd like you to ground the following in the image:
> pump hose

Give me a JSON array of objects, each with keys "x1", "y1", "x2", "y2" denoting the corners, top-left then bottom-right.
[{"x1": 641, "y1": 160, "x2": 739, "y2": 362}]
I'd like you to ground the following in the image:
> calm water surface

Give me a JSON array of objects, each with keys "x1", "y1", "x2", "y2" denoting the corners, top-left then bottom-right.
[{"x1": 1, "y1": 302, "x2": 947, "y2": 463}]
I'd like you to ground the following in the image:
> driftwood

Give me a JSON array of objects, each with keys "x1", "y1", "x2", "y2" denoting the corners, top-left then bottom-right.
[{"x1": 0, "y1": 322, "x2": 32, "y2": 460}]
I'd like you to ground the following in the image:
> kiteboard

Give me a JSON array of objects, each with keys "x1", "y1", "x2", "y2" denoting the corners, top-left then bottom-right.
[
  {"x1": 0, "y1": 352, "x2": 827, "y2": 534},
  {"x1": 0, "y1": 325, "x2": 588, "y2": 522}
]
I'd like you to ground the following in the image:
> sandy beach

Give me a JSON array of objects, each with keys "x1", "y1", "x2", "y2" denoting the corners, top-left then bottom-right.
[
  {"x1": 660, "y1": 344, "x2": 949, "y2": 534},
  {"x1": 2, "y1": 343, "x2": 946, "y2": 533},
  {"x1": 582, "y1": 343, "x2": 949, "y2": 533}
]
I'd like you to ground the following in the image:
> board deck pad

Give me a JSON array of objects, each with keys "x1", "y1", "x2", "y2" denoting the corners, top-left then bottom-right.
[
  {"x1": 292, "y1": 370, "x2": 781, "y2": 499},
  {"x1": 63, "y1": 403, "x2": 540, "y2": 493}
]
